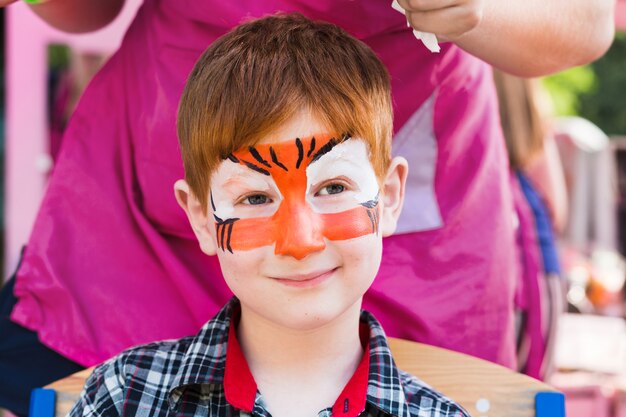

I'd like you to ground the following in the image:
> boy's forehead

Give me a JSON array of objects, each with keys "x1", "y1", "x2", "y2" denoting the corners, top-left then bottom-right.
[
  {"x1": 256, "y1": 110, "x2": 328, "y2": 145},
  {"x1": 209, "y1": 134, "x2": 372, "y2": 186},
  {"x1": 230, "y1": 133, "x2": 347, "y2": 173},
  {"x1": 211, "y1": 163, "x2": 272, "y2": 188}
]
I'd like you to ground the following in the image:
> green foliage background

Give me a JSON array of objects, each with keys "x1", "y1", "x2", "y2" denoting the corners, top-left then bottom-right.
[{"x1": 543, "y1": 32, "x2": 626, "y2": 136}]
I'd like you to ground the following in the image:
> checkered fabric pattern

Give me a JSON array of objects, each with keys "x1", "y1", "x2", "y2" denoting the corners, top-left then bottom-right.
[{"x1": 69, "y1": 298, "x2": 469, "y2": 417}]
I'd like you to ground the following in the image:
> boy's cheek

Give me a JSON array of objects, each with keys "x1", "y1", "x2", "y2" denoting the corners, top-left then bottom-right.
[
  {"x1": 215, "y1": 217, "x2": 275, "y2": 252},
  {"x1": 319, "y1": 207, "x2": 380, "y2": 240}
]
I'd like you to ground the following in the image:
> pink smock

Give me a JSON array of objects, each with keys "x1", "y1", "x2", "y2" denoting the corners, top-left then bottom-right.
[{"x1": 12, "y1": 0, "x2": 517, "y2": 368}]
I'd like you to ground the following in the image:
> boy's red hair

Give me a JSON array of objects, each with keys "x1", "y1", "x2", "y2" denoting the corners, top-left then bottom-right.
[{"x1": 177, "y1": 13, "x2": 392, "y2": 210}]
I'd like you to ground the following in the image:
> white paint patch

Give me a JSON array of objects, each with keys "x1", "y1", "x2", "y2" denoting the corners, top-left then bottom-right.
[
  {"x1": 305, "y1": 139, "x2": 379, "y2": 214},
  {"x1": 210, "y1": 160, "x2": 282, "y2": 220}
]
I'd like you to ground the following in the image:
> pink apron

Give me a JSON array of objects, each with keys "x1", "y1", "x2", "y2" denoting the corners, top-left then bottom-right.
[{"x1": 13, "y1": 0, "x2": 517, "y2": 368}]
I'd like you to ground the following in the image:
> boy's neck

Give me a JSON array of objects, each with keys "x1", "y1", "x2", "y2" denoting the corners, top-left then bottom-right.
[{"x1": 237, "y1": 299, "x2": 365, "y2": 417}]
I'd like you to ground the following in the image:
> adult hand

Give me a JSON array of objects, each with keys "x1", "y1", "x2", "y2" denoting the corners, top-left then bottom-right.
[
  {"x1": 0, "y1": 0, "x2": 20, "y2": 7},
  {"x1": 396, "y1": 0, "x2": 485, "y2": 42},
  {"x1": 399, "y1": 0, "x2": 614, "y2": 77},
  {"x1": 16, "y1": 0, "x2": 125, "y2": 33}
]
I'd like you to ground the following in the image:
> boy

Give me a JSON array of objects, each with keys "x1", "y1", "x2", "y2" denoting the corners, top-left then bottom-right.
[{"x1": 70, "y1": 13, "x2": 468, "y2": 417}]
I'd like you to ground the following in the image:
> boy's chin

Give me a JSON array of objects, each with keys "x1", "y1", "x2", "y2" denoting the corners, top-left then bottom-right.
[
  {"x1": 280, "y1": 310, "x2": 354, "y2": 331},
  {"x1": 244, "y1": 297, "x2": 364, "y2": 332}
]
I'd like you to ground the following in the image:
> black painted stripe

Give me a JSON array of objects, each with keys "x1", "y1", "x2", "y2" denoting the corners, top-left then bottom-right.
[
  {"x1": 307, "y1": 136, "x2": 316, "y2": 157},
  {"x1": 295, "y1": 138, "x2": 304, "y2": 169},
  {"x1": 309, "y1": 133, "x2": 351, "y2": 164},
  {"x1": 226, "y1": 222, "x2": 235, "y2": 253},
  {"x1": 360, "y1": 192, "x2": 380, "y2": 209},
  {"x1": 243, "y1": 161, "x2": 270, "y2": 176},
  {"x1": 210, "y1": 191, "x2": 216, "y2": 212},
  {"x1": 310, "y1": 137, "x2": 340, "y2": 164},
  {"x1": 220, "y1": 220, "x2": 227, "y2": 250},
  {"x1": 269, "y1": 146, "x2": 288, "y2": 171},
  {"x1": 360, "y1": 199, "x2": 378, "y2": 209},
  {"x1": 214, "y1": 223, "x2": 222, "y2": 249},
  {"x1": 248, "y1": 146, "x2": 272, "y2": 168}
]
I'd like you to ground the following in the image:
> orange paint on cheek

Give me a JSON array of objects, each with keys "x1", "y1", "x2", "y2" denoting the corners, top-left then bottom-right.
[
  {"x1": 321, "y1": 207, "x2": 379, "y2": 240},
  {"x1": 214, "y1": 134, "x2": 379, "y2": 258}
]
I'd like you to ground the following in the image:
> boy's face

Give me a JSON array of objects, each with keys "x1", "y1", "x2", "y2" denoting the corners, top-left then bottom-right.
[{"x1": 175, "y1": 111, "x2": 407, "y2": 331}]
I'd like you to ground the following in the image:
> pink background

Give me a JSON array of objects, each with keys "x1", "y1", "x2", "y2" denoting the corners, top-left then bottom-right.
[
  {"x1": 4, "y1": 0, "x2": 141, "y2": 277},
  {"x1": 4, "y1": 3, "x2": 626, "y2": 278}
]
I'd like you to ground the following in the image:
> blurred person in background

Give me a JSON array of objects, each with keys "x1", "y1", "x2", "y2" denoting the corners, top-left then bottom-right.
[{"x1": 494, "y1": 69, "x2": 568, "y2": 379}]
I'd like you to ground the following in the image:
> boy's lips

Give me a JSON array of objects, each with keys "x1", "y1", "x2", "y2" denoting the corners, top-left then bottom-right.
[{"x1": 271, "y1": 267, "x2": 339, "y2": 287}]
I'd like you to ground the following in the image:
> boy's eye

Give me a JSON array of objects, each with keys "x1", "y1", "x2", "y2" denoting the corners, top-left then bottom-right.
[
  {"x1": 242, "y1": 194, "x2": 271, "y2": 205},
  {"x1": 317, "y1": 183, "x2": 345, "y2": 196}
]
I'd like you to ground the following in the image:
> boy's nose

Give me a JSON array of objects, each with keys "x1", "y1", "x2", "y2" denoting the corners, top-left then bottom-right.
[{"x1": 274, "y1": 203, "x2": 325, "y2": 260}]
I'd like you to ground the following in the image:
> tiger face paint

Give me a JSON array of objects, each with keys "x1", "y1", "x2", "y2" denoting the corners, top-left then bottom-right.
[{"x1": 209, "y1": 134, "x2": 380, "y2": 259}]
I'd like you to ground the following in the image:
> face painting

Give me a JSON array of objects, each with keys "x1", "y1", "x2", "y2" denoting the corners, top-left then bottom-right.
[{"x1": 210, "y1": 134, "x2": 380, "y2": 259}]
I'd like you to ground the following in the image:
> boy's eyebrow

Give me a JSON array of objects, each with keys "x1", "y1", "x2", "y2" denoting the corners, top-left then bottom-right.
[
  {"x1": 310, "y1": 134, "x2": 351, "y2": 164},
  {"x1": 226, "y1": 152, "x2": 271, "y2": 176},
  {"x1": 216, "y1": 172, "x2": 274, "y2": 194}
]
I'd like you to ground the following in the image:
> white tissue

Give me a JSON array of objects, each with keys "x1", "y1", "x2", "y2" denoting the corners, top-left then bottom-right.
[{"x1": 391, "y1": 0, "x2": 441, "y2": 53}]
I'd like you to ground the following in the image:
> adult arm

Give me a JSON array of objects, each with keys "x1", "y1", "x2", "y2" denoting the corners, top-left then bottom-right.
[
  {"x1": 0, "y1": 0, "x2": 125, "y2": 33},
  {"x1": 397, "y1": 0, "x2": 616, "y2": 77}
]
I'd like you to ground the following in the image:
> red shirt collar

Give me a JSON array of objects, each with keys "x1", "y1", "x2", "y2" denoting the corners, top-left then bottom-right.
[{"x1": 224, "y1": 313, "x2": 371, "y2": 417}]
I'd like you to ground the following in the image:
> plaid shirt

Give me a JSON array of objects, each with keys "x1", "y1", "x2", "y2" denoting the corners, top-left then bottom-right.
[{"x1": 69, "y1": 298, "x2": 468, "y2": 417}]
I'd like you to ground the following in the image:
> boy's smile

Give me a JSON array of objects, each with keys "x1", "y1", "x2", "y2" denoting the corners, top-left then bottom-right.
[{"x1": 269, "y1": 267, "x2": 339, "y2": 288}]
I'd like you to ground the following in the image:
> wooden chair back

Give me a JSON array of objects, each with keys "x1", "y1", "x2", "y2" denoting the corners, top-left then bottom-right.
[
  {"x1": 34, "y1": 338, "x2": 565, "y2": 417},
  {"x1": 387, "y1": 338, "x2": 564, "y2": 416}
]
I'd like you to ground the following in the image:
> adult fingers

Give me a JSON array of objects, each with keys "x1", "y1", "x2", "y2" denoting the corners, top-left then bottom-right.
[
  {"x1": 396, "y1": 0, "x2": 459, "y2": 13},
  {"x1": 405, "y1": 4, "x2": 483, "y2": 40}
]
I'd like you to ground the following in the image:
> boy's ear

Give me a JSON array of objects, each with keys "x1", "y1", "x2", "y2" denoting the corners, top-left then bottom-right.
[
  {"x1": 173, "y1": 180, "x2": 218, "y2": 256},
  {"x1": 380, "y1": 156, "x2": 408, "y2": 237}
]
